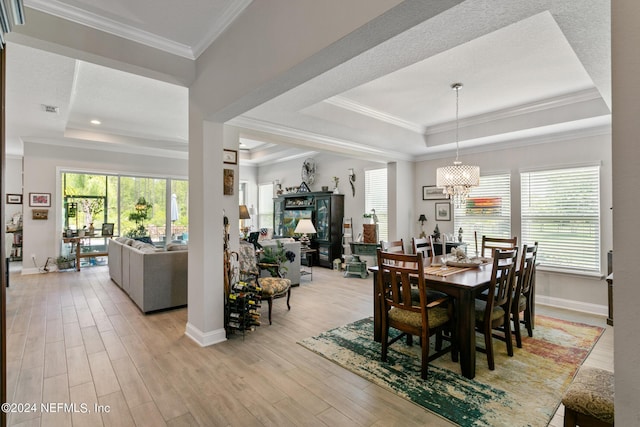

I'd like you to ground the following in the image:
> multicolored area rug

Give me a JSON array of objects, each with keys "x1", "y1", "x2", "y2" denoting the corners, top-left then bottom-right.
[{"x1": 298, "y1": 316, "x2": 604, "y2": 427}]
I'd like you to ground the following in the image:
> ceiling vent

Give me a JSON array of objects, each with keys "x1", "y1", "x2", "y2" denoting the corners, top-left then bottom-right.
[{"x1": 41, "y1": 104, "x2": 59, "y2": 114}]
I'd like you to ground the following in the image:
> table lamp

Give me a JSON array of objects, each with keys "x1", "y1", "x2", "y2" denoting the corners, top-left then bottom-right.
[
  {"x1": 239, "y1": 205, "x2": 251, "y2": 238},
  {"x1": 294, "y1": 219, "x2": 316, "y2": 247},
  {"x1": 418, "y1": 214, "x2": 427, "y2": 238}
]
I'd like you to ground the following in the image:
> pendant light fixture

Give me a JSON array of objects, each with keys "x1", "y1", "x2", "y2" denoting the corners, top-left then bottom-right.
[{"x1": 436, "y1": 83, "x2": 479, "y2": 208}]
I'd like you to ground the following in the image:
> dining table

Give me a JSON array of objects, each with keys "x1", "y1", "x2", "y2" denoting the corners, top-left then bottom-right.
[{"x1": 370, "y1": 261, "x2": 495, "y2": 379}]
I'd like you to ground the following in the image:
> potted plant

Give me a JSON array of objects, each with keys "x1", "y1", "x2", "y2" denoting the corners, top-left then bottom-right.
[
  {"x1": 259, "y1": 241, "x2": 296, "y2": 277},
  {"x1": 56, "y1": 255, "x2": 75, "y2": 270},
  {"x1": 126, "y1": 197, "x2": 152, "y2": 238}
]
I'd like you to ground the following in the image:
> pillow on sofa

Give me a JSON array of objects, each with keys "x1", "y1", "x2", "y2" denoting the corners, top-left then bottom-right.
[
  {"x1": 131, "y1": 240, "x2": 156, "y2": 251},
  {"x1": 166, "y1": 242, "x2": 188, "y2": 251}
]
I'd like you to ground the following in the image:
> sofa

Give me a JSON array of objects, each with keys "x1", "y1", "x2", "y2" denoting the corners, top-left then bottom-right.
[
  {"x1": 256, "y1": 238, "x2": 301, "y2": 286},
  {"x1": 108, "y1": 237, "x2": 188, "y2": 313}
]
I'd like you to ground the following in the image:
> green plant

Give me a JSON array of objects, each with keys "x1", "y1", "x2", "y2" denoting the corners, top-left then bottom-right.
[
  {"x1": 260, "y1": 241, "x2": 296, "y2": 277},
  {"x1": 126, "y1": 197, "x2": 152, "y2": 237}
]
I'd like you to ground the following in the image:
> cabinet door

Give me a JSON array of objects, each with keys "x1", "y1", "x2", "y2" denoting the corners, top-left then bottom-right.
[
  {"x1": 315, "y1": 197, "x2": 330, "y2": 241},
  {"x1": 273, "y1": 198, "x2": 284, "y2": 235}
]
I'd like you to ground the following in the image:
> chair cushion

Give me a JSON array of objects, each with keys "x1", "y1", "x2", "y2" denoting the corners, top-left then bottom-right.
[
  {"x1": 389, "y1": 306, "x2": 449, "y2": 329},
  {"x1": 561, "y1": 367, "x2": 614, "y2": 424},
  {"x1": 474, "y1": 299, "x2": 505, "y2": 322},
  {"x1": 258, "y1": 277, "x2": 291, "y2": 296}
]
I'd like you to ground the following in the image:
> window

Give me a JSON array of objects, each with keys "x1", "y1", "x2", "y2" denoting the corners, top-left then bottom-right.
[
  {"x1": 454, "y1": 174, "x2": 511, "y2": 255},
  {"x1": 521, "y1": 166, "x2": 600, "y2": 273},
  {"x1": 365, "y1": 168, "x2": 388, "y2": 242},
  {"x1": 258, "y1": 183, "x2": 274, "y2": 229}
]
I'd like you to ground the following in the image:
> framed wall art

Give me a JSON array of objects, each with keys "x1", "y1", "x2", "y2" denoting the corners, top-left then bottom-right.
[
  {"x1": 223, "y1": 149, "x2": 238, "y2": 165},
  {"x1": 435, "y1": 202, "x2": 451, "y2": 221},
  {"x1": 29, "y1": 192, "x2": 51, "y2": 207},
  {"x1": 6, "y1": 194, "x2": 22, "y2": 204},
  {"x1": 422, "y1": 185, "x2": 447, "y2": 200},
  {"x1": 223, "y1": 169, "x2": 234, "y2": 195}
]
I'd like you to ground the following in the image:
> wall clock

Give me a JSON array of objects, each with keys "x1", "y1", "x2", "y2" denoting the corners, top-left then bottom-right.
[{"x1": 301, "y1": 158, "x2": 316, "y2": 184}]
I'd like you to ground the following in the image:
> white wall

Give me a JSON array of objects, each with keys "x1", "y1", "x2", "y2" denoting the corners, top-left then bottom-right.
[
  {"x1": 416, "y1": 132, "x2": 612, "y2": 313},
  {"x1": 22, "y1": 142, "x2": 187, "y2": 274},
  {"x1": 5, "y1": 156, "x2": 23, "y2": 226}
]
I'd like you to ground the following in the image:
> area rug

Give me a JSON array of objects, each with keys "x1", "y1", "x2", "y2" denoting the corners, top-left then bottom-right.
[{"x1": 298, "y1": 315, "x2": 604, "y2": 427}]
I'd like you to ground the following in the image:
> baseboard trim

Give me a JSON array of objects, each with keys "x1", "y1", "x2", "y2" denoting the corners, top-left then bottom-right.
[
  {"x1": 185, "y1": 322, "x2": 227, "y2": 347},
  {"x1": 537, "y1": 295, "x2": 608, "y2": 318}
]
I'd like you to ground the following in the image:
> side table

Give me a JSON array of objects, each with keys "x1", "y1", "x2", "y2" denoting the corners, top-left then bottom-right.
[{"x1": 300, "y1": 248, "x2": 316, "y2": 282}]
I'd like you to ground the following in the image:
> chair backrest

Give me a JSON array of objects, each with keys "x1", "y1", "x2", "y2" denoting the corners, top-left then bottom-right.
[
  {"x1": 237, "y1": 241, "x2": 259, "y2": 277},
  {"x1": 481, "y1": 236, "x2": 518, "y2": 258},
  {"x1": 483, "y1": 248, "x2": 518, "y2": 321},
  {"x1": 412, "y1": 236, "x2": 434, "y2": 264},
  {"x1": 380, "y1": 239, "x2": 405, "y2": 254},
  {"x1": 376, "y1": 249, "x2": 426, "y2": 317},
  {"x1": 514, "y1": 242, "x2": 538, "y2": 303}
]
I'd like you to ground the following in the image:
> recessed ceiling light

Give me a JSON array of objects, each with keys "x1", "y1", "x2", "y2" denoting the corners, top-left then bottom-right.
[{"x1": 90, "y1": 119, "x2": 101, "y2": 125}]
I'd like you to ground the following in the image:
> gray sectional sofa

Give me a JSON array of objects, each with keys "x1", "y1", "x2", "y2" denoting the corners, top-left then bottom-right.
[{"x1": 108, "y1": 237, "x2": 188, "y2": 313}]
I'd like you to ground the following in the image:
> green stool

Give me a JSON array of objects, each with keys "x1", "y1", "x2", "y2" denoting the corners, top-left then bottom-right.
[{"x1": 562, "y1": 366, "x2": 614, "y2": 427}]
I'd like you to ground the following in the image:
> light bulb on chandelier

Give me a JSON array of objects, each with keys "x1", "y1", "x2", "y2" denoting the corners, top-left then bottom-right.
[{"x1": 436, "y1": 83, "x2": 479, "y2": 208}]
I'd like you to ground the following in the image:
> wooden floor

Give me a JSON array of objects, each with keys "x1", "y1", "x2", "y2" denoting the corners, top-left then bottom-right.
[{"x1": 4, "y1": 264, "x2": 613, "y2": 426}]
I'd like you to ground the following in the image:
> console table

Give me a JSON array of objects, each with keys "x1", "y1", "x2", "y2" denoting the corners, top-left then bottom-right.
[
  {"x1": 62, "y1": 236, "x2": 109, "y2": 271},
  {"x1": 300, "y1": 247, "x2": 316, "y2": 282}
]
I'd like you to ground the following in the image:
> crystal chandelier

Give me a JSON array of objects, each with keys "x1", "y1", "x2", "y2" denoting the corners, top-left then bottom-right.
[{"x1": 436, "y1": 83, "x2": 479, "y2": 208}]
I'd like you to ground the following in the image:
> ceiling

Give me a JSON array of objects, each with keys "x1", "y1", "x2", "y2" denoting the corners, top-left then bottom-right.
[{"x1": 5, "y1": 1, "x2": 610, "y2": 165}]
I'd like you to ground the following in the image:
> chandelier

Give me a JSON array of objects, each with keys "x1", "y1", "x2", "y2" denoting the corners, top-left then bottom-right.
[{"x1": 436, "y1": 83, "x2": 479, "y2": 208}]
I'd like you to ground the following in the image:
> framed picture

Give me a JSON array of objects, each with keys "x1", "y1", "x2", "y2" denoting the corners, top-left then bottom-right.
[
  {"x1": 435, "y1": 202, "x2": 451, "y2": 221},
  {"x1": 6, "y1": 194, "x2": 22, "y2": 204},
  {"x1": 423, "y1": 185, "x2": 447, "y2": 200},
  {"x1": 29, "y1": 192, "x2": 51, "y2": 207},
  {"x1": 223, "y1": 168, "x2": 234, "y2": 195},
  {"x1": 101, "y1": 223, "x2": 114, "y2": 237},
  {"x1": 32, "y1": 209, "x2": 49, "y2": 220},
  {"x1": 223, "y1": 149, "x2": 238, "y2": 165}
]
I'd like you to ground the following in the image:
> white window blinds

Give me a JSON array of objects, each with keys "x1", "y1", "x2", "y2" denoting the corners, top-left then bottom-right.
[
  {"x1": 258, "y1": 183, "x2": 274, "y2": 229},
  {"x1": 521, "y1": 166, "x2": 600, "y2": 273},
  {"x1": 454, "y1": 174, "x2": 511, "y2": 254},
  {"x1": 365, "y1": 168, "x2": 388, "y2": 242}
]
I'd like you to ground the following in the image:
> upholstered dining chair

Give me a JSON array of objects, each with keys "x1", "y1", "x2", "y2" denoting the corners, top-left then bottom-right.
[
  {"x1": 412, "y1": 236, "x2": 435, "y2": 264},
  {"x1": 480, "y1": 235, "x2": 518, "y2": 258},
  {"x1": 380, "y1": 239, "x2": 405, "y2": 254},
  {"x1": 376, "y1": 249, "x2": 455, "y2": 380},
  {"x1": 511, "y1": 242, "x2": 538, "y2": 347},
  {"x1": 474, "y1": 247, "x2": 518, "y2": 370},
  {"x1": 237, "y1": 241, "x2": 291, "y2": 325}
]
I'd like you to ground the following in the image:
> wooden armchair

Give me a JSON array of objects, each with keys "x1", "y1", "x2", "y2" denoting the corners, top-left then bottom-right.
[
  {"x1": 511, "y1": 242, "x2": 538, "y2": 347},
  {"x1": 412, "y1": 236, "x2": 435, "y2": 264},
  {"x1": 380, "y1": 239, "x2": 405, "y2": 254},
  {"x1": 480, "y1": 235, "x2": 518, "y2": 258},
  {"x1": 237, "y1": 241, "x2": 291, "y2": 324}
]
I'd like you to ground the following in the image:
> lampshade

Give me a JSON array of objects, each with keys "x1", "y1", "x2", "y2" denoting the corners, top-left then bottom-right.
[
  {"x1": 418, "y1": 214, "x2": 427, "y2": 223},
  {"x1": 436, "y1": 83, "x2": 479, "y2": 207},
  {"x1": 239, "y1": 205, "x2": 251, "y2": 219},
  {"x1": 294, "y1": 219, "x2": 316, "y2": 234}
]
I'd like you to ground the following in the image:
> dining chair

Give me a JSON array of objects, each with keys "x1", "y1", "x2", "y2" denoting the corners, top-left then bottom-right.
[
  {"x1": 511, "y1": 242, "x2": 538, "y2": 347},
  {"x1": 474, "y1": 247, "x2": 519, "y2": 370},
  {"x1": 380, "y1": 239, "x2": 405, "y2": 254},
  {"x1": 412, "y1": 236, "x2": 435, "y2": 264},
  {"x1": 237, "y1": 241, "x2": 291, "y2": 325},
  {"x1": 480, "y1": 235, "x2": 518, "y2": 258},
  {"x1": 376, "y1": 249, "x2": 455, "y2": 380}
]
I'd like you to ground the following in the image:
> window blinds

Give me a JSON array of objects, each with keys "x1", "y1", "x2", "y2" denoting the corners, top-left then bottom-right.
[{"x1": 365, "y1": 168, "x2": 388, "y2": 242}]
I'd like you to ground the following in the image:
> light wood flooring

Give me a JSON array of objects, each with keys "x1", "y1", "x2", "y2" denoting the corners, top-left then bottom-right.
[{"x1": 5, "y1": 264, "x2": 613, "y2": 426}]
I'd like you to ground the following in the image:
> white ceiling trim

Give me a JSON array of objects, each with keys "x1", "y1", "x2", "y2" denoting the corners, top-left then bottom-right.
[
  {"x1": 229, "y1": 116, "x2": 412, "y2": 162},
  {"x1": 324, "y1": 95, "x2": 424, "y2": 134},
  {"x1": 25, "y1": 0, "x2": 195, "y2": 59},
  {"x1": 191, "y1": 0, "x2": 252, "y2": 58},
  {"x1": 425, "y1": 88, "x2": 606, "y2": 136}
]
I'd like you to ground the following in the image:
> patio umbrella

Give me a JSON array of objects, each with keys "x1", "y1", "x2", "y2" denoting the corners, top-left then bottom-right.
[{"x1": 171, "y1": 193, "x2": 179, "y2": 222}]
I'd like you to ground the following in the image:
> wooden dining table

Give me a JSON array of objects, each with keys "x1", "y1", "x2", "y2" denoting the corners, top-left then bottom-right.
[{"x1": 370, "y1": 262, "x2": 495, "y2": 379}]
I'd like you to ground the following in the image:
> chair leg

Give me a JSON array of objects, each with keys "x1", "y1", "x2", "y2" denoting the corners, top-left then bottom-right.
[
  {"x1": 267, "y1": 297, "x2": 273, "y2": 325},
  {"x1": 485, "y1": 325, "x2": 495, "y2": 370},
  {"x1": 381, "y1": 318, "x2": 389, "y2": 362},
  {"x1": 524, "y1": 302, "x2": 533, "y2": 337},
  {"x1": 513, "y1": 309, "x2": 523, "y2": 348},
  {"x1": 421, "y1": 330, "x2": 429, "y2": 380},
  {"x1": 286, "y1": 288, "x2": 291, "y2": 310},
  {"x1": 563, "y1": 407, "x2": 577, "y2": 427},
  {"x1": 504, "y1": 314, "x2": 514, "y2": 357}
]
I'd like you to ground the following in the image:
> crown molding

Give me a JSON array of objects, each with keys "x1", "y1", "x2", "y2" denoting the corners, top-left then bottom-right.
[
  {"x1": 191, "y1": 0, "x2": 252, "y2": 58},
  {"x1": 228, "y1": 116, "x2": 411, "y2": 162},
  {"x1": 26, "y1": 0, "x2": 195, "y2": 59},
  {"x1": 324, "y1": 95, "x2": 424, "y2": 134}
]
